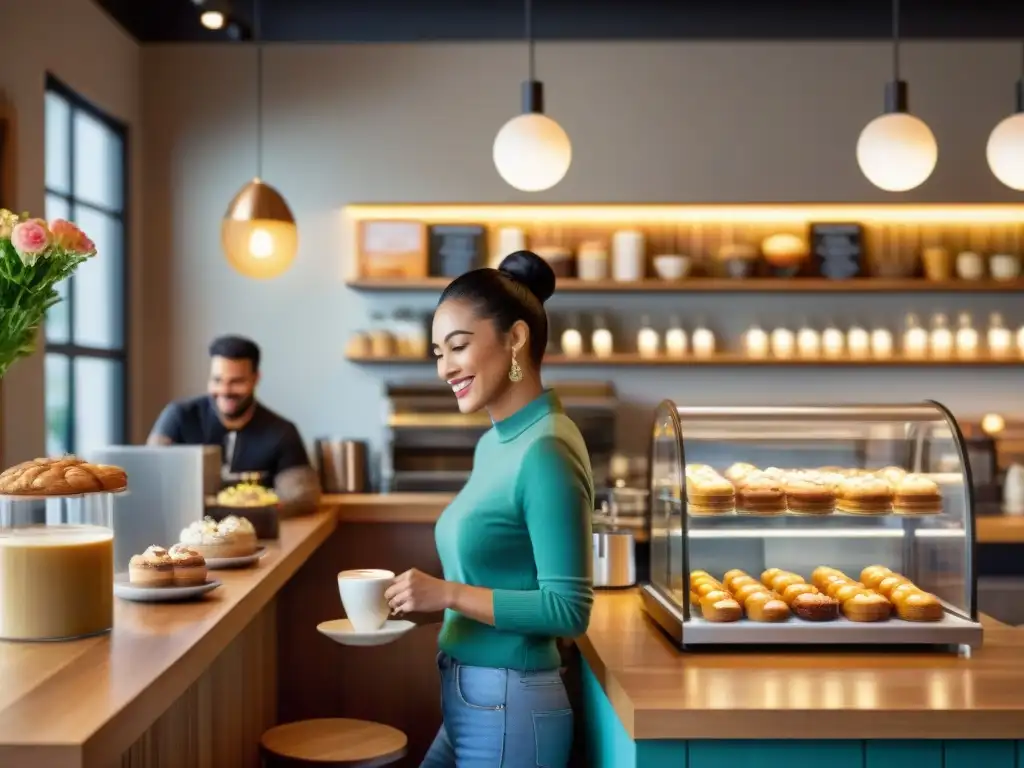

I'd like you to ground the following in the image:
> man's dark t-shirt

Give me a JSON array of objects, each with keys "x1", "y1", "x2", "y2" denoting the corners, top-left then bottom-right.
[{"x1": 151, "y1": 396, "x2": 310, "y2": 488}]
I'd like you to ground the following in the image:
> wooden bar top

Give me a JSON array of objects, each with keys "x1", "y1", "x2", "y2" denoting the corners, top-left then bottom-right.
[
  {"x1": 577, "y1": 589, "x2": 1024, "y2": 741},
  {"x1": 327, "y1": 493, "x2": 1024, "y2": 544},
  {"x1": 0, "y1": 508, "x2": 337, "y2": 767}
]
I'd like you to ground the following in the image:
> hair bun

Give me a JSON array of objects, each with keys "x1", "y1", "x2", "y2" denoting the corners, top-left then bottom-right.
[{"x1": 498, "y1": 250, "x2": 556, "y2": 304}]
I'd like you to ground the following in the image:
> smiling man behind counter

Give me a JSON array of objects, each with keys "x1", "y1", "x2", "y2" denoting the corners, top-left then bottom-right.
[{"x1": 147, "y1": 335, "x2": 321, "y2": 517}]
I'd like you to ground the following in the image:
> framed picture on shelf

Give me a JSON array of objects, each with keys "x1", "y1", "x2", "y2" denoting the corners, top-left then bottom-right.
[{"x1": 356, "y1": 219, "x2": 428, "y2": 279}]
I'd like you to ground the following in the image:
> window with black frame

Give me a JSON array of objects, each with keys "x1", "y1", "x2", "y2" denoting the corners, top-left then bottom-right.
[{"x1": 43, "y1": 75, "x2": 129, "y2": 455}]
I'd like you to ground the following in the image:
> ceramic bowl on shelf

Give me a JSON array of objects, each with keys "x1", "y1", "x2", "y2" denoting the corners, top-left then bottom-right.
[{"x1": 653, "y1": 254, "x2": 692, "y2": 281}]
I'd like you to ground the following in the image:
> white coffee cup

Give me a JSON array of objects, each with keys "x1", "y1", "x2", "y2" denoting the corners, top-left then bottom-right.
[{"x1": 337, "y1": 569, "x2": 394, "y2": 632}]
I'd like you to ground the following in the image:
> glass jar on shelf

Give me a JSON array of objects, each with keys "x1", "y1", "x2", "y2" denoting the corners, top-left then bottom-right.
[
  {"x1": 846, "y1": 324, "x2": 870, "y2": 360},
  {"x1": 665, "y1": 316, "x2": 688, "y2": 359},
  {"x1": 770, "y1": 327, "x2": 796, "y2": 359},
  {"x1": 822, "y1": 322, "x2": 845, "y2": 360},
  {"x1": 987, "y1": 313, "x2": 1013, "y2": 358},
  {"x1": 929, "y1": 313, "x2": 954, "y2": 360},
  {"x1": 744, "y1": 325, "x2": 769, "y2": 359},
  {"x1": 954, "y1": 312, "x2": 979, "y2": 359},
  {"x1": 637, "y1": 316, "x2": 660, "y2": 359},
  {"x1": 560, "y1": 314, "x2": 585, "y2": 359},
  {"x1": 591, "y1": 315, "x2": 614, "y2": 359},
  {"x1": 902, "y1": 313, "x2": 928, "y2": 360},
  {"x1": 796, "y1": 322, "x2": 820, "y2": 359}
]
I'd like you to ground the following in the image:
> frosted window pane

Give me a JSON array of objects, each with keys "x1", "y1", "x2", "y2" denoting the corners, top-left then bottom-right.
[
  {"x1": 71, "y1": 209, "x2": 123, "y2": 349},
  {"x1": 45, "y1": 354, "x2": 70, "y2": 456},
  {"x1": 44, "y1": 194, "x2": 71, "y2": 344},
  {"x1": 73, "y1": 110, "x2": 123, "y2": 211},
  {"x1": 45, "y1": 92, "x2": 70, "y2": 194},
  {"x1": 73, "y1": 357, "x2": 122, "y2": 454}
]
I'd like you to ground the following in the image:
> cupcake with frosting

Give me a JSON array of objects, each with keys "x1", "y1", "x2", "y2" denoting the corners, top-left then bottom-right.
[
  {"x1": 129, "y1": 545, "x2": 174, "y2": 587},
  {"x1": 168, "y1": 543, "x2": 207, "y2": 586}
]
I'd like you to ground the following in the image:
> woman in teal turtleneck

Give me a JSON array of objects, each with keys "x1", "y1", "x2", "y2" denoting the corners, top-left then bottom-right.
[{"x1": 384, "y1": 250, "x2": 594, "y2": 768}]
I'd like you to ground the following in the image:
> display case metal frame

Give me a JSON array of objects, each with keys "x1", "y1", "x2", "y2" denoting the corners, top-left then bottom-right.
[{"x1": 640, "y1": 400, "x2": 983, "y2": 650}]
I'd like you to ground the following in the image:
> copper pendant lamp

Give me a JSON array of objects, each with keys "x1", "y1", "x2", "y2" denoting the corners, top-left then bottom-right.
[{"x1": 221, "y1": 0, "x2": 298, "y2": 279}]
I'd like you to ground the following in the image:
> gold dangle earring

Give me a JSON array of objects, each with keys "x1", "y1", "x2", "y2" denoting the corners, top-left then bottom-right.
[{"x1": 508, "y1": 349, "x2": 524, "y2": 382}]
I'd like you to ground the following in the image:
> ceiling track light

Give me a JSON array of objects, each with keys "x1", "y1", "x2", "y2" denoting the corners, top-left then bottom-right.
[
  {"x1": 856, "y1": 0, "x2": 938, "y2": 192},
  {"x1": 987, "y1": 41, "x2": 1024, "y2": 191},
  {"x1": 492, "y1": 0, "x2": 572, "y2": 193}
]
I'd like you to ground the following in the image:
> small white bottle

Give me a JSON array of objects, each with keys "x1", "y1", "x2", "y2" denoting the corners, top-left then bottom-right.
[
  {"x1": 955, "y1": 312, "x2": 979, "y2": 359},
  {"x1": 560, "y1": 315, "x2": 584, "y2": 359},
  {"x1": 665, "y1": 316, "x2": 688, "y2": 358},
  {"x1": 744, "y1": 325, "x2": 769, "y2": 358},
  {"x1": 796, "y1": 322, "x2": 821, "y2": 359},
  {"x1": 847, "y1": 324, "x2": 870, "y2": 359},
  {"x1": 770, "y1": 327, "x2": 796, "y2": 359},
  {"x1": 929, "y1": 313, "x2": 954, "y2": 359},
  {"x1": 691, "y1": 322, "x2": 716, "y2": 358},
  {"x1": 591, "y1": 316, "x2": 614, "y2": 359},
  {"x1": 822, "y1": 322, "x2": 845, "y2": 360},
  {"x1": 870, "y1": 327, "x2": 894, "y2": 359},
  {"x1": 903, "y1": 313, "x2": 928, "y2": 359},
  {"x1": 987, "y1": 312, "x2": 1012, "y2": 358},
  {"x1": 637, "y1": 315, "x2": 660, "y2": 359}
]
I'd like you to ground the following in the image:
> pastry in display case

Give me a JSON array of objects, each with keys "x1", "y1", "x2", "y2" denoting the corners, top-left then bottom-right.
[{"x1": 642, "y1": 402, "x2": 982, "y2": 650}]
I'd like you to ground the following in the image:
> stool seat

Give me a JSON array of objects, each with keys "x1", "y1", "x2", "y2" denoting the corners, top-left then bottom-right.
[{"x1": 260, "y1": 718, "x2": 407, "y2": 766}]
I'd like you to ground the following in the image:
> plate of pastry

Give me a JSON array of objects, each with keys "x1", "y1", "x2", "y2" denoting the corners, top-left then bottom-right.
[
  {"x1": 179, "y1": 515, "x2": 265, "y2": 569},
  {"x1": 317, "y1": 618, "x2": 417, "y2": 648},
  {"x1": 115, "y1": 544, "x2": 222, "y2": 602}
]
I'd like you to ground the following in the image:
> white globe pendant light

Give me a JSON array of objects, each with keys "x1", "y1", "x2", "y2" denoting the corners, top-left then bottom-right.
[
  {"x1": 492, "y1": 0, "x2": 571, "y2": 192},
  {"x1": 856, "y1": 0, "x2": 937, "y2": 192},
  {"x1": 987, "y1": 45, "x2": 1024, "y2": 191}
]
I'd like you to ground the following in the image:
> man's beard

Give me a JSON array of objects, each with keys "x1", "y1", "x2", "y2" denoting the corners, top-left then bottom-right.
[{"x1": 213, "y1": 393, "x2": 255, "y2": 420}]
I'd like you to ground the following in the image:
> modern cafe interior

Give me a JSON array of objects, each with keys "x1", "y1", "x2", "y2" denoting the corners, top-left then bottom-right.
[{"x1": 6, "y1": 0, "x2": 1024, "y2": 766}]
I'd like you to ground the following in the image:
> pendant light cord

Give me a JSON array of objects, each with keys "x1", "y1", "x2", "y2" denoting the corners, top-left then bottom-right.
[
  {"x1": 254, "y1": 0, "x2": 263, "y2": 179},
  {"x1": 525, "y1": 0, "x2": 535, "y2": 82},
  {"x1": 891, "y1": 0, "x2": 900, "y2": 81}
]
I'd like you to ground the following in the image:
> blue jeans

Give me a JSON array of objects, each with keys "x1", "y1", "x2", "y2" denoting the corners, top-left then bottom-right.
[{"x1": 420, "y1": 652, "x2": 574, "y2": 767}]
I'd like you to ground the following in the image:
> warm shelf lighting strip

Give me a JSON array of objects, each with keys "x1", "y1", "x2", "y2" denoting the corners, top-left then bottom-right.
[{"x1": 344, "y1": 203, "x2": 1024, "y2": 225}]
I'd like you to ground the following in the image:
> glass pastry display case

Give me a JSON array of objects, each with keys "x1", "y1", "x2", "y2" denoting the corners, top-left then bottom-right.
[{"x1": 641, "y1": 401, "x2": 983, "y2": 650}]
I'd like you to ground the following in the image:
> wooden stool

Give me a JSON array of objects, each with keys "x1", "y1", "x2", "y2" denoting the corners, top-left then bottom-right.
[{"x1": 260, "y1": 718, "x2": 407, "y2": 767}]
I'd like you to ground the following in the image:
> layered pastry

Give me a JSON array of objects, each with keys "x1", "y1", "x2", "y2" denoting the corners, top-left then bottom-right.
[
  {"x1": 735, "y1": 471, "x2": 786, "y2": 515},
  {"x1": 168, "y1": 543, "x2": 207, "y2": 586},
  {"x1": 760, "y1": 467, "x2": 790, "y2": 482},
  {"x1": 179, "y1": 515, "x2": 258, "y2": 559},
  {"x1": 724, "y1": 462, "x2": 757, "y2": 485},
  {"x1": 842, "y1": 591, "x2": 893, "y2": 622},
  {"x1": 0, "y1": 455, "x2": 127, "y2": 496},
  {"x1": 895, "y1": 590, "x2": 944, "y2": 622},
  {"x1": 835, "y1": 475, "x2": 893, "y2": 515},
  {"x1": 686, "y1": 471, "x2": 736, "y2": 515},
  {"x1": 792, "y1": 592, "x2": 840, "y2": 621},
  {"x1": 129, "y1": 545, "x2": 175, "y2": 587},
  {"x1": 874, "y1": 466, "x2": 908, "y2": 488},
  {"x1": 784, "y1": 476, "x2": 836, "y2": 515},
  {"x1": 699, "y1": 590, "x2": 743, "y2": 622},
  {"x1": 892, "y1": 474, "x2": 943, "y2": 515},
  {"x1": 857, "y1": 566, "x2": 943, "y2": 621}
]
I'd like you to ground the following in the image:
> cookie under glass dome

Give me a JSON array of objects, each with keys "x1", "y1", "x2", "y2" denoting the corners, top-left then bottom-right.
[
  {"x1": 0, "y1": 490, "x2": 116, "y2": 641},
  {"x1": 641, "y1": 401, "x2": 982, "y2": 651}
]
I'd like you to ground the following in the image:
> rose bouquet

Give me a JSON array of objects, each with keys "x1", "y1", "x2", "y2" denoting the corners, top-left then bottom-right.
[{"x1": 0, "y1": 209, "x2": 96, "y2": 378}]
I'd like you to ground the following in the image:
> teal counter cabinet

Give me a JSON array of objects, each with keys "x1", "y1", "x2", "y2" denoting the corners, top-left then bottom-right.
[{"x1": 581, "y1": 659, "x2": 1024, "y2": 768}]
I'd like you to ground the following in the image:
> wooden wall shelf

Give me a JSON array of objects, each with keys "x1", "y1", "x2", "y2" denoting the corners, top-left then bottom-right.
[
  {"x1": 347, "y1": 353, "x2": 1024, "y2": 367},
  {"x1": 346, "y1": 277, "x2": 1024, "y2": 294}
]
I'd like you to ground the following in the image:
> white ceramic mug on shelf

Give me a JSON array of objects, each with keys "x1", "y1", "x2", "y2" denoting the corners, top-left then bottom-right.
[{"x1": 337, "y1": 568, "x2": 394, "y2": 632}]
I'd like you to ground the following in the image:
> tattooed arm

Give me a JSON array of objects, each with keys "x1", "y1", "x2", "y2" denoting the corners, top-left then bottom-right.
[{"x1": 274, "y1": 464, "x2": 321, "y2": 518}]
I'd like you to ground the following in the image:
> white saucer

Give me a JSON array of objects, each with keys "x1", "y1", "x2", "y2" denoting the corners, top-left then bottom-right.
[
  {"x1": 317, "y1": 618, "x2": 416, "y2": 647},
  {"x1": 114, "y1": 575, "x2": 221, "y2": 602},
  {"x1": 206, "y1": 546, "x2": 267, "y2": 570}
]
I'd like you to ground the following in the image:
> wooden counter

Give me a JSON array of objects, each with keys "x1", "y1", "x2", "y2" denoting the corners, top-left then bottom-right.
[
  {"x1": 0, "y1": 508, "x2": 337, "y2": 768},
  {"x1": 578, "y1": 590, "x2": 1024, "y2": 742},
  {"x1": 326, "y1": 493, "x2": 1024, "y2": 545}
]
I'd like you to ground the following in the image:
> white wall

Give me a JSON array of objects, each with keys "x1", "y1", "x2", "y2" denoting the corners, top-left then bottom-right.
[
  {"x1": 141, "y1": 40, "x2": 1024, "y2": 458},
  {"x1": 0, "y1": 0, "x2": 143, "y2": 464}
]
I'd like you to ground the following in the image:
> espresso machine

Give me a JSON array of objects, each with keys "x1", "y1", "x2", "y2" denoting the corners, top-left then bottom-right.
[{"x1": 381, "y1": 381, "x2": 618, "y2": 493}]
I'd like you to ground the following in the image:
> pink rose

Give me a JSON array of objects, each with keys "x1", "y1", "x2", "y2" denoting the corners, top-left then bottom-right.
[
  {"x1": 11, "y1": 219, "x2": 51, "y2": 265},
  {"x1": 49, "y1": 218, "x2": 96, "y2": 256}
]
